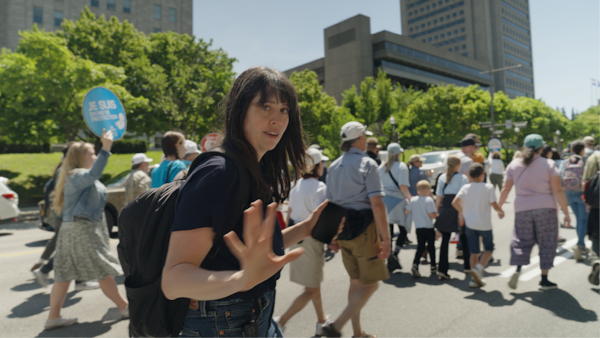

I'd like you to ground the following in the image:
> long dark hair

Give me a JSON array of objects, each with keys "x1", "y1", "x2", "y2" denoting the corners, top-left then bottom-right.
[{"x1": 220, "y1": 67, "x2": 305, "y2": 203}]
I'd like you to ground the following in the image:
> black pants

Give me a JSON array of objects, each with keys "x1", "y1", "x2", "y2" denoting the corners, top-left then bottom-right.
[
  {"x1": 414, "y1": 228, "x2": 436, "y2": 266},
  {"x1": 389, "y1": 224, "x2": 407, "y2": 253},
  {"x1": 459, "y1": 232, "x2": 471, "y2": 270},
  {"x1": 438, "y1": 231, "x2": 452, "y2": 274}
]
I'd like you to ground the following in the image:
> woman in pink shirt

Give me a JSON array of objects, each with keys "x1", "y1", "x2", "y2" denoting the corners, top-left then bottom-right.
[{"x1": 499, "y1": 134, "x2": 571, "y2": 291}]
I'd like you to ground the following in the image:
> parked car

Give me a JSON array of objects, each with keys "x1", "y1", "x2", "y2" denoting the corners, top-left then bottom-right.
[
  {"x1": 420, "y1": 150, "x2": 489, "y2": 190},
  {"x1": 0, "y1": 177, "x2": 21, "y2": 225},
  {"x1": 39, "y1": 165, "x2": 157, "y2": 234}
]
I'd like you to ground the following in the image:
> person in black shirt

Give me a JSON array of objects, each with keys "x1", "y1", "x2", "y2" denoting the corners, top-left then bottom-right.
[
  {"x1": 162, "y1": 67, "x2": 339, "y2": 338},
  {"x1": 366, "y1": 137, "x2": 381, "y2": 165}
]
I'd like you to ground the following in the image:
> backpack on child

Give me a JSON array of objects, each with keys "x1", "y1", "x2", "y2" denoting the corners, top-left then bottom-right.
[
  {"x1": 117, "y1": 148, "x2": 250, "y2": 337},
  {"x1": 561, "y1": 155, "x2": 585, "y2": 192}
]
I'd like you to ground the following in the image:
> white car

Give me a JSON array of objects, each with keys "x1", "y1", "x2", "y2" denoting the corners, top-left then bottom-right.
[
  {"x1": 0, "y1": 177, "x2": 20, "y2": 224},
  {"x1": 419, "y1": 150, "x2": 461, "y2": 189}
]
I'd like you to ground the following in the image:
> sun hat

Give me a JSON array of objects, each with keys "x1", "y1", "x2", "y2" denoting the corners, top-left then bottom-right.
[
  {"x1": 408, "y1": 154, "x2": 426, "y2": 164},
  {"x1": 387, "y1": 142, "x2": 404, "y2": 156},
  {"x1": 306, "y1": 147, "x2": 329, "y2": 170},
  {"x1": 131, "y1": 153, "x2": 153, "y2": 165},
  {"x1": 184, "y1": 140, "x2": 201, "y2": 155},
  {"x1": 524, "y1": 134, "x2": 544, "y2": 150},
  {"x1": 341, "y1": 121, "x2": 372, "y2": 141}
]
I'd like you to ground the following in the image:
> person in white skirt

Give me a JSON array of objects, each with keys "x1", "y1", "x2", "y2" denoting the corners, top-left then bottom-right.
[
  {"x1": 44, "y1": 129, "x2": 128, "y2": 330},
  {"x1": 380, "y1": 143, "x2": 412, "y2": 271},
  {"x1": 274, "y1": 147, "x2": 334, "y2": 336}
]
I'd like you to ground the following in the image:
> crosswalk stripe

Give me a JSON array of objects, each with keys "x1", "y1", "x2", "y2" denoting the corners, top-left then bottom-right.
[{"x1": 0, "y1": 249, "x2": 43, "y2": 258}]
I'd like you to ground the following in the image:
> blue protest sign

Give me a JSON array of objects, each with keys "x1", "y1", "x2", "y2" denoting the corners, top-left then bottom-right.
[
  {"x1": 82, "y1": 87, "x2": 127, "y2": 140},
  {"x1": 488, "y1": 138, "x2": 502, "y2": 152}
]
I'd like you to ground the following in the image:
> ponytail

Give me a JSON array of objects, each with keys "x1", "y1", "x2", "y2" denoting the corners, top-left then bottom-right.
[
  {"x1": 522, "y1": 146, "x2": 541, "y2": 166},
  {"x1": 445, "y1": 155, "x2": 461, "y2": 185}
]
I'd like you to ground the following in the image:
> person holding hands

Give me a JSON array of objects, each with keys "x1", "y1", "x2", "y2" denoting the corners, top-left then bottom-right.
[{"x1": 405, "y1": 180, "x2": 438, "y2": 277}]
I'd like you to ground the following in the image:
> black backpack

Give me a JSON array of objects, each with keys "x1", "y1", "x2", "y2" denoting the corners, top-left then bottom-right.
[
  {"x1": 117, "y1": 149, "x2": 251, "y2": 337},
  {"x1": 584, "y1": 171, "x2": 599, "y2": 209}
]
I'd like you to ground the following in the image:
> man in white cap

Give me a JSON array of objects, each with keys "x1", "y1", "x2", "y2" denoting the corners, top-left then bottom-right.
[
  {"x1": 321, "y1": 121, "x2": 390, "y2": 338},
  {"x1": 120, "y1": 153, "x2": 153, "y2": 205},
  {"x1": 182, "y1": 140, "x2": 202, "y2": 167}
]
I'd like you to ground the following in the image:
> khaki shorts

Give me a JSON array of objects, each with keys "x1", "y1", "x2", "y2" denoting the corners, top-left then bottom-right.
[
  {"x1": 337, "y1": 222, "x2": 389, "y2": 284},
  {"x1": 290, "y1": 237, "x2": 325, "y2": 288}
]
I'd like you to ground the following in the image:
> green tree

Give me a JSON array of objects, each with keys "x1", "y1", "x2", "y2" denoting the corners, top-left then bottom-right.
[
  {"x1": 0, "y1": 27, "x2": 148, "y2": 142},
  {"x1": 566, "y1": 105, "x2": 599, "y2": 144}
]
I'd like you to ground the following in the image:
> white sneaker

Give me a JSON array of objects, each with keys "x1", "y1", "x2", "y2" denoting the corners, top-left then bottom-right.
[
  {"x1": 572, "y1": 245, "x2": 583, "y2": 262},
  {"x1": 508, "y1": 272, "x2": 520, "y2": 290},
  {"x1": 273, "y1": 316, "x2": 285, "y2": 334},
  {"x1": 32, "y1": 269, "x2": 49, "y2": 288},
  {"x1": 74, "y1": 280, "x2": 100, "y2": 291},
  {"x1": 120, "y1": 305, "x2": 129, "y2": 319},
  {"x1": 44, "y1": 316, "x2": 78, "y2": 330},
  {"x1": 469, "y1": 277, "x2": 485, "y2": 288},
  {"x1": 470, "y1": 267, "x2": 485, "y2": 287},
  {"x1": 315, "y1": 315, "x2": 333, "y2": 336}
]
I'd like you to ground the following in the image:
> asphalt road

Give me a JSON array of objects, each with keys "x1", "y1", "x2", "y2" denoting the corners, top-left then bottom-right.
[{"x1": 0, "y1": 187, "x2": 598, "y2": 337}]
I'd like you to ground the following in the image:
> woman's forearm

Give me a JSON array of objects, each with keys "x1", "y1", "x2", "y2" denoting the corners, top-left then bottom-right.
[
  {"x1": 162, "y1": 263, "x2": 245, "y2": 301},
  {"x1": 400, "y1": 185, "x2": 412, "y2": 201},
  {"x1": 498, "y1": 180, "x2": 513, "y2": 207},
  {"x1": 553, "y1": 189, "x2": 569, "y2": 214},
  {"x1": 282, "y1": 221, "x2": 309, "y2": 249},
  {"x1": 435, "y1": 196, "x2": 442, "y2": 212}
]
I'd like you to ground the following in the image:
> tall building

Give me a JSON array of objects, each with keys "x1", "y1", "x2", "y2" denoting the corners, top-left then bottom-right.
[
  {"x1": 400, "y1": 0, "x2": 534, "y2": 98},
  {"x1": 285, "y1": 15, "x2": 492, "y2": 103},
  {"x1": 0, "y1": 0, "x2": 193, "y2": 53}
]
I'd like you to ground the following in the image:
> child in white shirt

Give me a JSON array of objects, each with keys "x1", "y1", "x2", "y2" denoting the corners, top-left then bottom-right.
[
  {"x1": 405, "y1": 180, "x2": 437, "y2": 277},
  {"x1": 452, "y1": 163, "x2": 504, "y2": 288}
]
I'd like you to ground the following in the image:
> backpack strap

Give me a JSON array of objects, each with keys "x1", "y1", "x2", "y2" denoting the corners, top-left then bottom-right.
[
  {"x1": 443, "y1": 172, "x2": 459, "y2": 195},
  {"x1": 165, "y1": 161, "x2": 175, "y2": 185},
  {"x1": 185, "y1": 148, "x2": 251, "y2": 260}
]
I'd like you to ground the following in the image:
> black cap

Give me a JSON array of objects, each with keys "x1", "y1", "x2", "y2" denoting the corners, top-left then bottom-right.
[{"x1": 460, "y1": 136, "x2": 476, "y2": 147}]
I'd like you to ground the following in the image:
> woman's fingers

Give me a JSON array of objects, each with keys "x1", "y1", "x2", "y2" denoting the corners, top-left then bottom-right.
[
  {"x1": 259, "y1": 202, "x2": 278, "y2": 242},
  {"x1": 223, "y1": 231, "x2": 246, "y2": 261},
  {"x1": 242, "y1": 200, "x2": 263, "y2": 248},
  {"x1": 272, "y1": 247, "x2": 304, "y2": 265},
  {"x1": 312, "y1": 199, "x2": 329, "y2": 217}
]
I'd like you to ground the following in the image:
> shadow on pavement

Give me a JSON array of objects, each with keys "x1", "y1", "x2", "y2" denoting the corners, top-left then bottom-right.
[
  {"x1": 26, "y1": 239, "x2": 50, "y2": 247},
  {"x1": 464, "y1": 290, "x2": 518, "y2": 307},
  {"x1": 325, "y1": 248, "x2": 336, "y2": 262},
  {"x1": 592, "y1": 288, "x2": 599, "y2": 294},
  {"x1": 35, "y1": 318, "x2": 123, "y2": 338},
  {"x1": 8, "y1": 291, "x2": 82, "y2": 318},
  {"x1": 11, "y1": 279, "x2": 51, "y2": 292},
  {"x1": 0, "y1": 232, "x2": 13, "y2": 236},
  {"x1": 384, "y1": 270, "x2": 444, "y2": 288},
  {"x1": 509, "y1": 289, "x2": 598, "y2": 322}
]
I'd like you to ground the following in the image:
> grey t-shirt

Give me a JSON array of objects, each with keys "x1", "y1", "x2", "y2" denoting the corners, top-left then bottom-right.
[
  {"x1": 458, "y1": 151, "x2": 473, "y2": 175},
  {"x1": 405, "y1": 196, "x2": 437, "y2": 229}
]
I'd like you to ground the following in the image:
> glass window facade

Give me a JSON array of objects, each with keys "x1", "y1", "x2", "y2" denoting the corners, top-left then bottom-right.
[
  {"x1": 505, "y1": 70, "x2": 532, "y2": 83},
  {"x1": 409, "y1": 18, "x2": 465, "y2": 38},
  {"x1": 501, "y1": 0, "x2": 528, "y2": 19},
  {"x1": 169, "y1": 8, "x2": 176, "y2": 22},
  {"x1": 374, "y1": 41, "x2": 489, "y2": 80},
  {"x1": 33, "y1": 6, "x2": 43, "y2": 24},
  {"x1": 506, "y1": 88, "x2": 528, "y2": 97},
  {"x1": 107, "y1": 0, "x2": 116, "y2": 11},
  {"x1": 154, "y1": 5, "x2": 161, "y2": 19},
  {"x1": 408, "y1": 1, "x2": 464, "y2": 24},
  {"x1": 503, "y1": 52, "x2": 531, "y2": 66},
  {"x1": 378, "y1": 60, "x2": 489, "y2": 90},
  {"x1": 54, "y1": 11, "x2": 63, "y2": 27},
  {"x1": 153, "y1": 28, "x2": 161, "y2": 33},
  {"x1": 91, "y1": 0, "x2": 99, "y2": 7},
  {"x1": 503, "y1": 34, "x2": 530, "y2": 50},
  {"x1": 433, "y1": 35, "x2": 466, "y2": 47},
  {"x1": 123, "y1": 0, "x2": 131, "y2": 13},
  {"x1": 408, "y1": 0, "x2": 433, "y2": 9},
  {"x1": 502, "y1": 18, "x2": 529, "y2": 36}
]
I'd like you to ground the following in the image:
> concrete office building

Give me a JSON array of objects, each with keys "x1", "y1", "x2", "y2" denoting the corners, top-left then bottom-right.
[
  {"x1": 285, "y1": 14, "x2": 492, "y2": 103},
  {"x1": 0, "y1": 0, "x2": 193, "y2": 53},
  {"x1": 401, "y1": 0, "x2": 534, "y2": 98}
]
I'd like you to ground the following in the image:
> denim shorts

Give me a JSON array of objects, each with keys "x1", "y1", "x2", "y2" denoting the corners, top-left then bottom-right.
[
  {"x1": 465, "y1": 227, "x2": 494, "y2": 254},
  {"x1": 181, "y1": 290, "x2": 283, "y2": 337}
]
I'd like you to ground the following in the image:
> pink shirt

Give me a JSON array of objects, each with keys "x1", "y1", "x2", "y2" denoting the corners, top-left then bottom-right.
[{"x1": 506, "y1": 155, "x2": 559, "y2": 213}]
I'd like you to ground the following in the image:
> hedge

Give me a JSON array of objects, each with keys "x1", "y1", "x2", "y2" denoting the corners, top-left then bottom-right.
[
  {"x1": 110, "y1": 139, "x2": 148, "y2": 154},
  {"x1": 0, "y1": 140, "x2": 51, "y2": 154}
]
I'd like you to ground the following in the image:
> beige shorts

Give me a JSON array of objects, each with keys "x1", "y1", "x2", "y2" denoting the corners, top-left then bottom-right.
[
  {"x1": 337, "y1": 222, "x2": 389, "y2": 284},
  {"x1": 290, "y1": 237, "x2": 325, "y2": 288}
]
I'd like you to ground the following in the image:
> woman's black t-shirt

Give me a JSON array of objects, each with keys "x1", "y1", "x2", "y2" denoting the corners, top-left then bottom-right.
[{"x1": 171, "y1": 156, "x2": 284, "y2": 300}]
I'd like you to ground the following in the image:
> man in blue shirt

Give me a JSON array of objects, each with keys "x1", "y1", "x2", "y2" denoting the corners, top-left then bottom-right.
[{"x1": 321, "y1": 121, "x2": 390, "y2": 338}]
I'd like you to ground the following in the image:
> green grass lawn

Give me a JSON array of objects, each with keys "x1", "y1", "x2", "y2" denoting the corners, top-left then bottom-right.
[{"x1": 0, "y1": 151, "x2": 163, "y2": 206}]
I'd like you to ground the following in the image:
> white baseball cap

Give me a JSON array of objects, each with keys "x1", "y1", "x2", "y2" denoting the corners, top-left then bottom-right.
[
  {"x1": 306, "y1": 147, "x2": 329, "y2": 167},
  {"x1": 132, "y1": 153, "x2": 153, "y2": 165},
  {"x1": 185, "y1": 140, "x2": 201, "y2": 155},
  {"x1": 340, "y1": 121, "x2": 372, "y2": 141}
]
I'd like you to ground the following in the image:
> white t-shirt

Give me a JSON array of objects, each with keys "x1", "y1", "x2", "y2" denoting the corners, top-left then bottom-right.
[
  {"x1": 405, "y1": 196, "x2": 437, "y2": 229},
  {"x1": 455, "y1": 182, "x2": 497, "y2": 231},
  {"x1": 489, "y1": 159, "x2": 505, "y2": 175},
  {"x1": 288, "y1": 178, "x2": 327, "y2": 223},
  {"x1": 379, "y1": 161, "x2": 410, "y2": 199},
  {"x1": 458, "y1": 151, "x2": 474, "y2": 175}
]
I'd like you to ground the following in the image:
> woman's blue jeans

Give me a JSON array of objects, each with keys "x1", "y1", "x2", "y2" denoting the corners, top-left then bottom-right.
[
  {"x1": 566, "y1": 191, "x2": 588, "y2": 247},
  {"x1": 181, "y1": 290, "x2": 283, "y2": 337}
]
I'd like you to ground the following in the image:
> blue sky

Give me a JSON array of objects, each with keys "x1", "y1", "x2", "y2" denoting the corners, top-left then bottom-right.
[{"x1": 193, "y1": 0, "x2": 599, "y2": 116}]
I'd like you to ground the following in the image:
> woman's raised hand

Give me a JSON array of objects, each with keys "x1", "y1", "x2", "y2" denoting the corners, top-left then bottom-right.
[
  {"x1": 224, "y1": 200, "x2": 304, "y2": 292},
  {"x1": 101, "y1": 128, "x2": 113, "y2": 153}
]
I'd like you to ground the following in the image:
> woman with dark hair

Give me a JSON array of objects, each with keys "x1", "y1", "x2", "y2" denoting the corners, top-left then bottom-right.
[
  {"x1": 161, "y1": 67, "x2": 333, "y2": 337},
  {"x1": 150, "y1": 131, "x2": 187, "y2": 188},
  {"x1": 499, "y1": 134, "x2": 571, "y2": 291}
]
